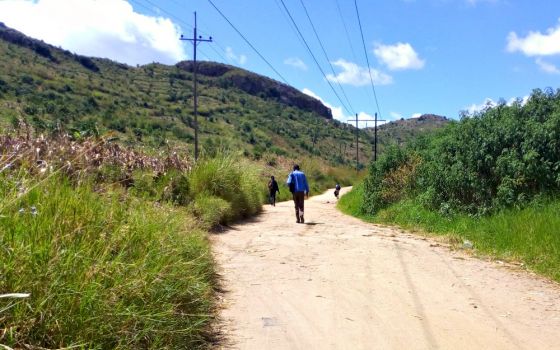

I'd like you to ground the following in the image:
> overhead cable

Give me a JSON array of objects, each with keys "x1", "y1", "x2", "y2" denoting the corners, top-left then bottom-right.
[
  {"x1": 279, "y1": 0, "x2": 353, "y2": 115},
  {"x1": 208, "y1": 0, "x2": 290, "y2": 85},
  {"x1": 354, "y1": 0, "x2": 382, "y2": 117},
  {"x1": 299, "y1": 0, "x2": 355, "y2": 114}
]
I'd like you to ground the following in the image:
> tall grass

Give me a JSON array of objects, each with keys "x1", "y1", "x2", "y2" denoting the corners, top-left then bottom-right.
[
  {"x1": 0, "y1": 175, "x2": 215, "y2": 348},
  {"x1": 189, "y1": 154, "x2": 264, "y2": 226},
  {"x1": 338, "y1": 186, "x2": 560, "y2": 282},
  {"x1": 337, "y1": 182, "x2": 365, "y2": 217}
]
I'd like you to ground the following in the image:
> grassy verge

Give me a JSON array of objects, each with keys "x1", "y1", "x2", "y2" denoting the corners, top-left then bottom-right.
[
  {"x1": 1, "y1": 176, "x2": 215, "y2": 348},
  {"x1": 338, "y1": 185, "x2": 560, "y2": 282},
  {"x1": 0, "y1": 150, "x2": 265, "y2": 348}
]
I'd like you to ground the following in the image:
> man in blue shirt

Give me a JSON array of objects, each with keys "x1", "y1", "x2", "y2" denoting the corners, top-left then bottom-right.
[{"x1": 286, "y1": 164, "x2": 310, "y2": 223}]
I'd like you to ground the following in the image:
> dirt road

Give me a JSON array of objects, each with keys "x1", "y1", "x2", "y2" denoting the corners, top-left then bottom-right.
[{"x1": 212, "y1": 188, "x2": 560, "y2": 349}]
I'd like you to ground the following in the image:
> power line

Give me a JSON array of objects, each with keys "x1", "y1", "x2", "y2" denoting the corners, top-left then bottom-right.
[
  {"x1": 207, "y1": 0, "x2": 290, "y2": 85},
  {"x1": 164, "y1": 0, "x2": 232, "y2": 61},
  {"x1": 273, "y1": 0, "x2": 308, "y2": 53},
  {"x1": 298, "y1": 0, "x2": 355, "y2": 114},
  {"x1": 354, "y1": 0, "x2": 384, "y2": 161},
  {"x1": 354, "y1": 0, "x2": 381, "y2": 117},
  {"x1": 334, "y1": 0, "x2": 359, "y2": 63},
  {"x1": 132, "y1": 0, "x2": 228, "y2": 63},
  {"x1": 206, "y1": 42, "x2": 228, "y2": 62},
  {"x1": 140, "y1": 0, "x2": 192, "y2": 29},
  {"x1": 278, "y1": 0, "x2": 352, "y2": 116}
]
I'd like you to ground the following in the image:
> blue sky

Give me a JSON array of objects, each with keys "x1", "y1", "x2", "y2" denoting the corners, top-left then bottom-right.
[{"x1": 1, "y1": 0, "x2": 559, "y2": 125}]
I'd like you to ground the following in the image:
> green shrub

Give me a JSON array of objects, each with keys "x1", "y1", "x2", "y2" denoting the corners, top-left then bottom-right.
[
  {"x1": 362, "y1": 145, "x2": 411, "y2": 215},
  {"x1": 417, "y1": 89, "x2": 560, "y2": 213},
  {"x1": 192, "y1": 193, "x2": 232, "y2": 227},
  {"x1": 189, "y1": 154, "x2": 264, "y2": 220},
  {"x1": 337, "y1": 182, "x2": 365, "y2": 217},
  {"x1": 169, "y1": 172, "x2": 191, "y2": 205},
  {"x1": 360, "y1": 88, "x2": 560, "y2": 215}
]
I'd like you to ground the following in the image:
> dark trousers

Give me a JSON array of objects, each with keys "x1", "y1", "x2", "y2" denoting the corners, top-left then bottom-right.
[
  {"x1": 269, "y1": 191, "x2": 277, "y2": 206},
  {"x1": 293, "y1": 191, "x2": 305, "y2": 219}
]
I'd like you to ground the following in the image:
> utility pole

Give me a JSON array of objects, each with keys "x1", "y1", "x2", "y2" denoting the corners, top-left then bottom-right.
[
  {"x1": 355, "y1": 114, "x2": 359, "y2": 171},
  {"x1": 347, "y1": 113, "x2": 372, "y2": 171},
  {"x1": 347, "y1": 114, "x2": 384, "y2": 171},
  {"x1": 180, "y1": 12, "x2": 212, "y2": 161},
  {"x1": 373, "y1": 112, "x2": 386, "y2": 162}
]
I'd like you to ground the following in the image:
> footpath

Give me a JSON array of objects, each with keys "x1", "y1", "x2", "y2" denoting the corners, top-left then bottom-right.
[{"x1": 212, "y1": 188, "x2": 560, "y2": 349}]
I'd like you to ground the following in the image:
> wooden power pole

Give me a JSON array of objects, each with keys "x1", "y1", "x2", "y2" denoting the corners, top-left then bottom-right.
[
  {"x1": 347, "y1": 113, "x2": 385, "y2": 171},
  {"x1": 180, "y1": 12, "x2": 212, "y2": 161}
]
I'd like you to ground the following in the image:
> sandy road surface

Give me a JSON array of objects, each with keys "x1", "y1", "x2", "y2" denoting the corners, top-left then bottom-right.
[{"x1": 211, "y1": 188, "x2": 560, "y2": 349}]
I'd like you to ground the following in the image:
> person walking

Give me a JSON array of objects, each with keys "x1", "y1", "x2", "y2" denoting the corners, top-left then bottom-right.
[
  {"x1": 334, "y1": 183, "x2": 341, "y2": 199},
  {"x1": 268, "y1": 175, "x2": 280, "y2": 206},
  {"x1": 286, "y1": 164, "x2": 309, "y2": 223}
]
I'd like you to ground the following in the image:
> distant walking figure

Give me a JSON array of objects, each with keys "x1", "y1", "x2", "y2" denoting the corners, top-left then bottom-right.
[
  {"x1": 334, "y1": 183, "x2": 341, "y2": 199},
  {"x1": 286, "y1": 164, "x2": 309, "y2": 223},
  {"x1": 268, "y1": 176, "x2": 280, "y2": 206}
]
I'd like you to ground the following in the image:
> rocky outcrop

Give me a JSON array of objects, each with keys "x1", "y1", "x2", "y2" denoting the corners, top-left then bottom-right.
[
  {"x1": 0, "y1": 22, "x2": 58, "y2": 62},
  {"x1": 176, "y1": 60, "x2": 332, "y2": 119},
  {"x1": 0, "y1": 23, "x2": 100, "y2": 72}
]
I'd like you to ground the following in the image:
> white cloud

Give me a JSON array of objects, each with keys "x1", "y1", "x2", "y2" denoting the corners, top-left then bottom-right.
[
  {"x1": 465, "y1": 98, "x2": 498, "y2": 114},
  {"x1": 535, "y1": 58, "x2": 560, "y2": 74},
  {"x1": 326, "y1": 59, "x2": 392, "y2": 86},
  {"x1": 303, "y1": 88, "x2": 345, "y2": 121},
  {"x1": 465, "y1": 96, "x2": 529, "y2": 114},
  {"x1": 374, "y1": 42, "x2": 425, "y2": 71},
  {"x1": 284, "y1": 57, "x2": 308, "y2": 71},
  {"x1": 390, "y1": 112, "x2": 404, "y2": 119},
  {"x1": 225, "y1": 46, "x2": 247, "y2": 65},
  {"x1": 506, "y1": 19, "x2": 560, "y2": 57},
  {"x1": 356, "y1": 111, "x2": 387, "y2": 128},
  {"x1": 0, "y1": 0, "x2": 187, "y2": 66}
]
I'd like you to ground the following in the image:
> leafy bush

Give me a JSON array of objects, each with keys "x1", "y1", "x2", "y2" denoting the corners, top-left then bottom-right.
[
  {"x1": 360, "y1": 88, "x2": 560, "y2": 215},
  {"x1": 191, "y1": 193, "x2": 232, "y2": 227},
  {"x1": 189, "y1": 154, "x2": 264, "y2": 221},
  {"x1": 362, "y1": 145, "x2": 412, "y2": 214}
]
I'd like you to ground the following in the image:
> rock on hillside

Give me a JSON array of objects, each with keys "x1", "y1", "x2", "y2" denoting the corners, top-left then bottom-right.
[
  {"x1": 378, "y1": 114, "x2": 449, "y2": 131},
  {"x1": 176, "y1": 61, "x2": 332, "y2": 119},
  {"x1": 366, "y1": 114, "x2": 451, "y2": 149}
]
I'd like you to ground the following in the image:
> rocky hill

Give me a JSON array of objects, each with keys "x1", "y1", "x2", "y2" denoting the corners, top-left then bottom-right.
[
  {"x1": 366, "y1": 114, "x2": 451, "y2": 151},
  {"x1": 176, "y1": 61, "x2": 332, "y2": 119},
  {"x1": 0, "y1": 23, "x2": 374, "y2": 166},
  {"x1": 0, "y1": 23, "x2": 450, "y2": 167}
]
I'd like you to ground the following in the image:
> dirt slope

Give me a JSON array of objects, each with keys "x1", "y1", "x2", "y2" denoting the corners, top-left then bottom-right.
[{"x1": 211, "y1": 188, "x2": 560, "y2": 349}]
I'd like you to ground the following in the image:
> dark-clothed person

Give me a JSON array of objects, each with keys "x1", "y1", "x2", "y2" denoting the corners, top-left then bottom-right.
[
  {"x1": 334, "y1": 183, "x2": 341, "y2": 199},
  {"x1": 268, "y1": 176, "x2": 280, "y2": 206},
  {"x1": 286, "y1": 165, "x2": 310, "y2": 223}
]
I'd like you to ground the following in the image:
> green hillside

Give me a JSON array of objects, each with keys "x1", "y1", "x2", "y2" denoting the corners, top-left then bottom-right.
[
  {"x1": 0, "y1": 22, "x2": 377, "y2": 167},
  {"x1": 365, "y1": 114, "x2": 451, "y2": 154}
]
